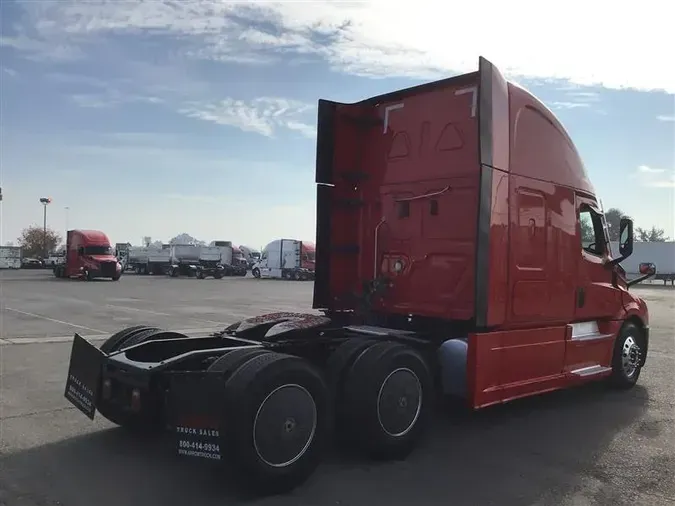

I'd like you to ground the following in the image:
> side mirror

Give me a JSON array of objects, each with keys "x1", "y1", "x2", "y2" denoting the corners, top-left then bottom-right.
[
  {"x1": 618, "y1": 218, "x2": 633, "y2": 258},
  {"x1": 639, "y1": 262, "x2": 656, "y2": 276}
]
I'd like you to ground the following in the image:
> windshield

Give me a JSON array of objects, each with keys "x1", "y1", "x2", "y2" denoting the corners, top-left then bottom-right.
[
  {"x1": 84, "y1": 245, "x2": 113, "y2": 255},
  {"x1": 304, "y1": 251, "x2": 315, "y2": 261}
]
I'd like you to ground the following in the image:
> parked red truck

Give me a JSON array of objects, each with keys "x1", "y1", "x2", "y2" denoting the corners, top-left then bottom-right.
[
  {"x1": 64, "y1": 57, "x2": 655, "y2": 494},
  {"x1": 54, "y1": 229, "x2": 122, "y2": 281}
]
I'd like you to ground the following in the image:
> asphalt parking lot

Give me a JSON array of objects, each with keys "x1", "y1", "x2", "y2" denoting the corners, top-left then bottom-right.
[{"x1": 0, "y1": 269, "x2": 673, "y2": 506}]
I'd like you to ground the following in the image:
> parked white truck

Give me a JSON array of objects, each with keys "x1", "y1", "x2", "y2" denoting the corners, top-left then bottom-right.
[
  {"x1": 610, "y1": 240, "x2": 675, "y2": 285},
  {"x1": 210, "y1": 241, "x2": 247, "y2": 276},
  {"x1": 251, "y1": 239, "x2": 316, "y2": 280}
]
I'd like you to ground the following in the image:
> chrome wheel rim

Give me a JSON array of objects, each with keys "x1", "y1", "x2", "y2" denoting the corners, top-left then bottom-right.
[
  {"x1": 253, "y1": 384, "x2": 317, "y2": 468},
  {"x1": 376, "y1": 367, "x2": 423, "y2": 438},
  {"x1": 622, "y1": 336, "x2": 641, "y2": 378}
]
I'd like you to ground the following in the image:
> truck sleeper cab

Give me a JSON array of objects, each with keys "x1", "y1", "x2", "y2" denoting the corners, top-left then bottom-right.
[
  {"x1": 63, "y1": 57, "x2": 654, "y2": 495},
  {"x1": 54, "y1": 229, "x2": 121, "y2": 281},
  {"x1": 210, "y1": 241, "x2": 247, "y2": 276},
  {"x1": 252, "y1": 239, "x2": 316, "y2": 280}
]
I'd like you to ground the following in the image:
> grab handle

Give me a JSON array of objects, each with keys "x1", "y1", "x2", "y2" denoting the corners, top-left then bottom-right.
[{"x1": 373, "y1": 217, "x2": 386, "y2": 277}]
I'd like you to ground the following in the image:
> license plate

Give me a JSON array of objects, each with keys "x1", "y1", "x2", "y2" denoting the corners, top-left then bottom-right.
[{"x1": 64, "y1": 333, "x2": 105, "y2": 420}]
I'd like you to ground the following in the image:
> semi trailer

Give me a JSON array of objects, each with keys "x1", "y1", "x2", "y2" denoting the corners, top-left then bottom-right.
[
  {"x1": 64, "y1": 57, "x2": 656, "y2": 494},
  {"x1": 167, "y1": 244, "x2": 201, "y2": 277},
  {"x1": 610, "y1": 240, "x2": 675, "y2": 285},
  {"x1": 54, "y1": 230, "x2": 121, "y2": 280},
  {"x1": 195, "y1": 246, "x2": 226, "y2": 279},
  {"x1": 0, "y1": 246, "x2": 22, "y2": 269}
]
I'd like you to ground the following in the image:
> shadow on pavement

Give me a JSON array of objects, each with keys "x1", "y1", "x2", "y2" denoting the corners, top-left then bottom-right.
[{"x1": 0, "y1": 382, "x2": 649, "y2": 506}]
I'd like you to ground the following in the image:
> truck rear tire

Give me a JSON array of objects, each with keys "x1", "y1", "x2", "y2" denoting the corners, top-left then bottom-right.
[
  {"x1": 609, "y1": 322, "x2": 645, "y2": 390},
  {"x1": 326, "y1": 339, "x2": 376, "y2": 430},
  {"x1": 341, "y1": 341, "x2": 433, "y2": 460},
  {"x1": 221, "y1": 352, "x2": 330, "y2": 494},
  {"x1": 100, "y1": 325, "x2": 158, "y2": 354},
  {"x1": 207, "y1": 348, "x2": 270, "y2": 376}
]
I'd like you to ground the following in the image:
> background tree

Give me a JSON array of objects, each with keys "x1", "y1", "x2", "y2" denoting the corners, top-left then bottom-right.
[
  {"x1": 169, "y1": 233, "x2": 205, "y2": 246},
  {"x1": 580, "y1": 219, "x2": 594, "y2": 244},
  {"x1": 17, "y1": 226, "x2": 62, "y2": 258},
  {"x1": 604, "y1": 208, "x2": 631, "y2": 241},
  {"x1": 635, "y1": 226, "x2": 670, "y2": 242}
]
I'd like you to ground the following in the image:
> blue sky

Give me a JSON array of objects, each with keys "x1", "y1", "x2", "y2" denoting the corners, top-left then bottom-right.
[{"x1": 0, "y1": 0, "x2": 673, "y2": 249}]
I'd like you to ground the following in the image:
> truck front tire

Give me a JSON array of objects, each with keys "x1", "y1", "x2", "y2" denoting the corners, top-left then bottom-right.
[{"x1": 609, "y1": 322, "x2": 645, "y2": 389}]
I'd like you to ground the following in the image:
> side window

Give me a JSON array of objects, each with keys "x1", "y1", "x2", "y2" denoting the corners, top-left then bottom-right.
[
  {"x1": 261, "y1": 251, "x2": 268, "y2": 261},
  {"x1": 579, "y1": 207, "x2": 605, "y2": 256}
]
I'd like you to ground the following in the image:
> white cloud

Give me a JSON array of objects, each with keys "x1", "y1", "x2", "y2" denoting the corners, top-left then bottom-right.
[
  {"x1": 70, "y1": 92, "x2": 162, "y2": 109},
  {"x1": 657, "y1": 115, "x2": 675, "y2": 122},
  {"x1": 2, "y1": 67, "x2": 18, "y2": 77},
  {"x1": 0, "y1": 33, "x2": 84, "y2": 62},
  {"x1": 637, "y1": 165, "x2": 665, "y2": 174},
  {"x1": 3, "y1": 0, "x2": 674, "y2": 92},
  {"x1": 179, "y1": 97, "x2": 315, "y2": 138},
  {"x1": 548, "y1": 101, "x2": 592, "y2": 110},
  {"x1": 164, "y1": 193, "x2": 218, "y2": 204},
  {"x1": 634, "y1": 165, "x2": 675, "y2": 188}
]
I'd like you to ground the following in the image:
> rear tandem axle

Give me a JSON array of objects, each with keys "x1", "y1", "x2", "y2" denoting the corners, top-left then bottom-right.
[{"x1": 64, "y1": 312, "x2": 643, "y2": 495}]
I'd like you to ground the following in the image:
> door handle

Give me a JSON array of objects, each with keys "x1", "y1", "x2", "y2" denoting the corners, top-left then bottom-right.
[{"x1": 576, "y1": 287, "x2": 586, "y2": 308}]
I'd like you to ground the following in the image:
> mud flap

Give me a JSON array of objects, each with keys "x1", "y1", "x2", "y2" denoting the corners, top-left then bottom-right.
[
  {"x1": 64, "y1": 333, "x2": 105, "y2": 420},
  {"x1": 166, "y1": 373, "x2": 226, "y2": 461}
]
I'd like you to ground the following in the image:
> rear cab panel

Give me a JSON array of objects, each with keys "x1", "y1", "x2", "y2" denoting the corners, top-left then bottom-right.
[{"x1": 314, "y1": 71, "x2": 481, "y2": 320}]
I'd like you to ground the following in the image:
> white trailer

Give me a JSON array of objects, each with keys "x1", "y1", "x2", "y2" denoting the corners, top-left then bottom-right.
[
  {"x1": 148, "y1": 247, "x2": 171, "y2": 275},
  {"x1": 128, "y1": 246, "x2": 151, "y2": 274},
  {"x1": 0, "y1": 246, "x2": 22, "y2": 269},
  {"x1": 194, "y1": 246, "x2": 226, "y2": 279},
  {"x1": 44, "y1": 251, "x2": 65, "y2": 268},
  {"x1": 167, "y1": 244, "x2": 201, "y2": 277},
  {"x1": 610, "y1": 241, "x2": 675, "y2": 285},
  {"x1": 251, "y1": 239, "x2": 316, "y2": 280}
]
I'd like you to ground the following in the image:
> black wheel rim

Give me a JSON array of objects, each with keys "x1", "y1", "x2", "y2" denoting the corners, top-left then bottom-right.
[
  {"x1": 376, "y1": 367, "x2": 422, "y2": 437},
  {"x1": 253, "y1": 384, "x2": 317, "y2": 468}
]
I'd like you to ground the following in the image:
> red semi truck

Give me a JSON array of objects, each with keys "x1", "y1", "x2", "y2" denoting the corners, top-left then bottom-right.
[
  {"x1": 63, "y1": 57, "x2": 655, "y2": 494},
  {"x1": 54, "y1": 229, "x2": 122, "y2": 281}
]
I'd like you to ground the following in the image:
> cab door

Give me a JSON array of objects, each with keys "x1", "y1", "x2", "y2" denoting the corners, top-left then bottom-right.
[
  {"x1": 259, "y1": 250, "x2": 272, "y2": 278},
  {"x1": 574, "y1": 196, "x2": 617, "y2": 320},
  {"x1": 566, "y1": 195, "x2": 621, "y2": 373}
]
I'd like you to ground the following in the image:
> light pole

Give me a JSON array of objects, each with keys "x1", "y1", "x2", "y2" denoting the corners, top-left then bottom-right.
[
  {"x1": 39, "y1": 197, "x2": 52, "y2": 259},
  {"x1": 64, "y1": 206, "x2": 70, "y2": 235}
]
